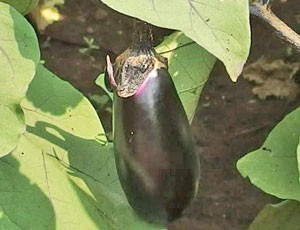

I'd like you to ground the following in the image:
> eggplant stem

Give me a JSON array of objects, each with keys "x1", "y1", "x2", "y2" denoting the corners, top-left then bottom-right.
[{"x1": 132, "y1": 19, "x2": 153, "y2": 50}]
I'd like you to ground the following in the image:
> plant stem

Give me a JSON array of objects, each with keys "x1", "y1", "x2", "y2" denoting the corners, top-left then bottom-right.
[
  {"x1": 250, "y1": 1, "x2": 300, "y2": 52},
  {"x1": 131, "y1": 19, "x2": 153, "y2": 50}
]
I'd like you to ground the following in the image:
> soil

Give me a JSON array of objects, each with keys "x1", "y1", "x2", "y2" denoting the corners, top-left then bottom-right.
[{"x1": 36, "y1": 0, "x2": 300, "y2": 229}]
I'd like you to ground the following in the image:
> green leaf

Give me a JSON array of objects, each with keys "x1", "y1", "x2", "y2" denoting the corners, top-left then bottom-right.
[
  {"x1": 96, "y1": 32, "x2": 216, "y2": 122},
  {"x1": 0, "y1": 3, "x2": 40, "y2": 157},
  {"x1": 249, "y1": 200, "x2": 300, "y2": 230},
  {"x1": 0, "y1": 64, "x2": 165, "y2": 229},
  {"x1": 95, "y1": 74, "x2": 113, "y2": 100},
  {"x1": 156, "y1": 32, "x2": 216, "y2": 121},
  {"x1": 237, "y1": 106, "x2": 300, "y2": 201},
  {"x1": 0, "y1": 0, "x2": 39, "y2": 15},
  {"x1": 101, "y1": 0, "x2": 250, "y2": 81}
]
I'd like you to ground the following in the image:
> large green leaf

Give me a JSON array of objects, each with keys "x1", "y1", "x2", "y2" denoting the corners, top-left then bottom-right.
[
  {"x1": 0, "y1": 0, "x2": 39, "y2": 15},
  {"x1": 237, "y1": 106, "x2": 300, "y2": 201},
  {"x1": 249, "y1": 200, "x2": 300, "y2": 230},
  {"x1": 101, "y1": 0, "x2": 250, "y2": 81},
  {"x1": 0, "y1": 3, "x2": 40, "y2": 157},
  {"x1": 96, "y1": 32, "x2": 216, "y2": 122},
  {"x1": 0, "y1": 64, "x2": 165, "y2": 229}
]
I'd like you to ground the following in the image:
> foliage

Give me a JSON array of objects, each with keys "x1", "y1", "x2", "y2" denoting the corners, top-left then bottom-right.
[
  {"x1": 0, "y1": 2, "x2": 165, "y2": 229},
  {"x1": 0, "y1": 3, "x2": 40, "y2": 157},
  {"x1": 0, "y1": 0, "x2": 251, "y2": 229},
  {"x1": 1, "y1": 0, "x2": 38, "y2": 14},
  {"x1": 237, "y1": 101, "x2": 300, "y2": 227},
  {"x1": 249, "y1": 200, "x2": 300, "y2": 230},
  {"x1": 237, "y1": 105, "x2": 300, "y2": 200},
  {"x1": 236, "y1": 0, "x2": 300, "y2": 227},
  {"x1": 101, "y1": 0, "x2": 251, "y2": 81}
]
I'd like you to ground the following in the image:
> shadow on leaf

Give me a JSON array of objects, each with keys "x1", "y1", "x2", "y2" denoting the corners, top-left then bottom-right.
[
  {"x1": 25, "y1": 65, "x2": 84, "y2": 116},
  {"x1": 26, "y1": 121, "x2": 154, "y2": 229},
  {"x1": 0, "y1": 152, "x2": 56, "y2": 229}
]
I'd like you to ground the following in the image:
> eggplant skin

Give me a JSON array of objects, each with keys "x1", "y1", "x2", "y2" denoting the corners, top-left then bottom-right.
[{"x1": 113, "y1": 67, "x2": 200, "y2": 224}]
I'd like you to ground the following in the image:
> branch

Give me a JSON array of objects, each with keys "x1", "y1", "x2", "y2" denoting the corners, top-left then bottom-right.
[{"x1": 250, "y1": 1, "x2": 300, "y2": 52}]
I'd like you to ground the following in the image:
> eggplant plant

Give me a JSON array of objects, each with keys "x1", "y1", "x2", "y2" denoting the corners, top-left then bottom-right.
[{"x1": 0, "y1": 0, "x2": 252, "y2": 229}]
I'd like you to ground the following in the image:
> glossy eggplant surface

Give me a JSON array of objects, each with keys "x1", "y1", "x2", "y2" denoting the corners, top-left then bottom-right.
[{"x1": 105, "y1": 28, "x2": 200, "y2": 224}]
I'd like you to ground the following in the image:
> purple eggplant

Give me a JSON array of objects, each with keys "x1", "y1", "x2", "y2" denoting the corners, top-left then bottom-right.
[{"x1": 105, "y1": 26, "x2": 200, "y2": 224}]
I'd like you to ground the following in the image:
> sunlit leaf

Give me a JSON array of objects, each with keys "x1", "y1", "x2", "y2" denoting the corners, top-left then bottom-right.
[
  {"x1": 156, "y1": 32, "x2": 216, "y2": 121},
  {"x1": 101, "y1": 0, "x2": 250, "y2": 81},
  {"x1": 0, "y1": 0, "x2": 39, "y2": 14},
  {"x1": 0, "y1": 3, "x2": 40, "y2": 157},
  {"x1": 237, "y1": 106, "x2": 300, "y2": 201}
]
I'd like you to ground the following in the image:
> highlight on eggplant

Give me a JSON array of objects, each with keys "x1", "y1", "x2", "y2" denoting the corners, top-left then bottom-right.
[{"x1": 105, "y1": 21, "x2": 200, "y2": 225}]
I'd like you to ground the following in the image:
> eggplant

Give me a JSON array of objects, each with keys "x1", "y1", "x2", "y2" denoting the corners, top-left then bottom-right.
[{"x1": 105, "y1": 25, "x2": 200, "y2": 225}]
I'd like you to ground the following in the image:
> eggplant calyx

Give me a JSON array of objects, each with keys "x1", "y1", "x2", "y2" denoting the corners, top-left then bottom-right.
[
  {"x1": 105, "y1": 49, "x2": 168, "y2": 98},
  {"x1": 104, "y1": 55, "x2": 117, "y2": 92},
  {"x1": 104, "y1": 21, "x2": 168, "y2": 98},
  {"x1": 118, "y1": 53, "x2": 154, "y2": 98}
]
